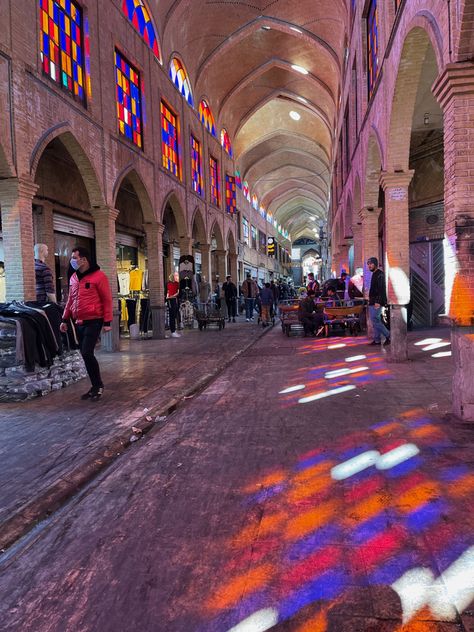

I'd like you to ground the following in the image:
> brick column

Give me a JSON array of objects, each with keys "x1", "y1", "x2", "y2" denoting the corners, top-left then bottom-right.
[
  {"x1": 352, "y1": 222, "x2": 363, "y2": 274},
  {"x1": 144, "y1": 221, "x2": 166, "y2": 339},
  {"x1": 0, "y1": 177, "x2": 38, "y2": 301},
  {"x1": 337, "y1": 243, "x2": 350, "y2": 274},
  {"x1": 213, "y1": 248, "x2": 227, "y2": 280},
  {"x1": 380, "y1": 171, "x2": 414, "y2": 362},
  {"x1": 93, "y1": 206, "x2": 119, "y2": 351},
  {"x1": 200, "y1": 243, "x2": 211, "y2": 283},
  {"x1": 433, "y1": 62, "x2": 474, "y2": 420},
  {"x1": 179, "y1": 236, "x2": 194, "y2": 259},
  {"x1": 228, "y1": 252, "x2": 238, "y2": 279}
]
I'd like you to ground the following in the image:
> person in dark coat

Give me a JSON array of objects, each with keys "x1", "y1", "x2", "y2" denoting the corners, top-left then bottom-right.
[
  {"x1": 367, "y1": 257, "x2": 390, "y2": 346},
  {"x1": 222, "y1": 275, "x2": 238, "y2": 322},
  {"x1": 34, "y1": 243, "x2": 56, "y2": 304}
]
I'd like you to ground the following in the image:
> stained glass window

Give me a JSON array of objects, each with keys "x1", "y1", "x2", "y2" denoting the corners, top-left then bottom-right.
[
  {"x1": 235, "y1": 171, "x2": 242, "y2": 189},
  {"x1": 394, "y1": 0, "x2": 401, "y2": 10},
  {"x1": 259, "y1": 204, "x2": 266, "y2": 219},
  {"x1": 161, "y1": 100, "x2": 181, "y2": 178},
  {"x1": 190, "y1": 136, "x2": 203, "y2": 196},
  {"x1": 39, "y1": 0, "x2": 85, "y2": 103},
  {"x1": 251, "y1": 225, "x2": 257, "y2": 250},
  {"x1": 115, "y1": 50, "x2": 143, "y2": 148},
  {"x1": 252, "y1": 194, "x2": 259, "y2": 211},
  {"x1": 198, "y1": 100, "x2": 216, "y2": 137},
  {"x1": 169, "y1": 58, "x2": 194, "y2": 107},
  {"x1": 121, "y1": 0, "x2": 161, "y2": 62},
  {"x1": 242, "y1": 217, "x2": 250, "y2": 245},
  {"x1": 226, "y1": 174, "x2": 237, "y2": 215},
  {"x1": 220, "y1": 129, "x2": 233, "y2": 157},
  {"x1": 209, "y1": 156, "x2": 220, "y2": 207},
  {"x1": 367, "y1": 0, "x2": 379, "y2": 98},
  {"x1": 242, "y1": 181, "x2": 250, "y2": 202}
]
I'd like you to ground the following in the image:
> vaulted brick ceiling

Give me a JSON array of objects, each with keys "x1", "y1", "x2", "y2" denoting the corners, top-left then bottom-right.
[{"x1": 153, "y1": 0, "x2": 348, "y2": 240}]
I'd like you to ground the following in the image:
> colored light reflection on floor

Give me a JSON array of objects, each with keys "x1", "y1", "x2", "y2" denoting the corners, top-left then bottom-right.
[
  {"x1": 199, "y1": 412, "x2": 473, "y2": 632},
  {"x1": 279, "y1": 350, "x2": 391, "y2": 407}
]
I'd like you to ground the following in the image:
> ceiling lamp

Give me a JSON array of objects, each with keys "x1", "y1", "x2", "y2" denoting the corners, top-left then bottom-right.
[
  {"x1": 291, "y1": 64, "x2": 308, "y2": 75},
  {"x1": 290, "y1": 26, "x2": 303, "y2": 34},
  {"x1": 289, "y1": 111, "x2": 301, "y2": 121},
  {"x1": 261, "y1": 25, "x2": 271, "y2": 30}
]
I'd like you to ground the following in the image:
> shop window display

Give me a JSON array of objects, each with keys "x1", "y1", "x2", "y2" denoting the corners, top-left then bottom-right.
[{"x1": 116, "y1": 242, "x2": 150, "y2": 337}]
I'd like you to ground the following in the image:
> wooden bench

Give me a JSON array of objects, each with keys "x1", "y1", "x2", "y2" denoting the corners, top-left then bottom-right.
[{"x1": 323, "y1": 304, "x2": 364, "y2": 336}]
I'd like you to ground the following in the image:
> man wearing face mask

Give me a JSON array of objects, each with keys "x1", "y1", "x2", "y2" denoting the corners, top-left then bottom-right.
[{"x1": 59, "y1": 247, "x2": 113, "y2": 401}]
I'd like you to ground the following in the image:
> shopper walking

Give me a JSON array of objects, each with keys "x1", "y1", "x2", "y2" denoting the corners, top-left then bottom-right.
[
  {"x1": 34, "y1": 243, "x2": 56, "y2": 304},
  {"x1": 260, "y1": 282, "x2": 274, "y2": 327},
  {"x1": 222, "y1": 275, "x2": 238, "y2": 322},
  {"x1": 241, "y1": 273, "x2": 259, "y2": 321},
  {"x1": 60, "y1": 247, "x2": 113, "y2": 401},
  {"x1": 367, "y1": 257, "x2": 390, "y2": 346},
  {"x1": 166, "y1": 272, "x2": 181, "y2": 338}
]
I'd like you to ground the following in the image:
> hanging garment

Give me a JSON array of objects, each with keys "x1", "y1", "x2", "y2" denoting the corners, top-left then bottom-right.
[
  {"x1": 139, "y1": 298, "x2": 150, "y2": 333},
  {"x1": 125, "y1": 299, "x2": 137, "y2": 327},
  {"x1": 129, "y1": 269, "x2": 143, "y2": 292},
  {"x1": 117, "y1": 271, "x2": 130, "y2": 296}
]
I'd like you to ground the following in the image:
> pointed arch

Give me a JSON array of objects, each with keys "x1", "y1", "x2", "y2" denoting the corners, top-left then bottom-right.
[
  {"x1": 191, "y1": 206, "x2": 207, "y2": 243},
  {"x1": 226, "y1": 228, "x2": 237, "y2": 255},
  {"x1": 209, "y1": 217, "x2": 224, "y2": 250},
  {"x1": 30, "y1": 125, "x2": 104, "y2": 208},
  {"x1": 161, "y1": 191, "x2": 188, "y2": 237},
  {"x1": 364, "y1": 131, "x2": 384, "y2": 209},
  {"x1": 121, "y1": 0, "x2": 162, "y2": 62},
  {"x1": 344, "y1": 193, "x2": 353, "y2": 239},
  {"x1": 112, "y1": 166, "x2": 155, "y2": 223},
  {"x1": 220, "y1": 128, "x2": 233, "y2": 157},
  {"x1": 169, "y1": 56, "x2": 194, "y2": 107},
  {"x1": 198, "y1": 99, "x2": 217, "y2": 137}
]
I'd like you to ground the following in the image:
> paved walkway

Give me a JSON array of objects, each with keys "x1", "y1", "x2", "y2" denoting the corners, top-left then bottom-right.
[
  {"x1": 1, "y1": 325, "x2": 472, "y2": 631},
  {"x1": 0, "y1": 317, "x2": 266, "y2": 549}
]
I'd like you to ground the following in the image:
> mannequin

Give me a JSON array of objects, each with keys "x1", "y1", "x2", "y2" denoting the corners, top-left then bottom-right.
[{"x1": 34, "y1": 243, "x2": 56, "y2": 304}]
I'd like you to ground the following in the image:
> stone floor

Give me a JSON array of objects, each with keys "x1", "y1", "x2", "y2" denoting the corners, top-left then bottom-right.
[{"x1": 0, "y1": 324, "x2": 473, "y2": 632}]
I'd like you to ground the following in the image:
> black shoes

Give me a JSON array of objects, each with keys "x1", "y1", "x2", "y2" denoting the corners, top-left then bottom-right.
[
  {"x1": 383, "y1": 338, "x2": 391, "y2": 346},
  {"x1": 81, "y1": 387, "x2": 104, "y2": 401},
  {"x1": 368, "y1": 340, "x2": 380, "y2": 346},
  {"x1": 232, "y1": 318, "x2": 236, "y2": 323}
]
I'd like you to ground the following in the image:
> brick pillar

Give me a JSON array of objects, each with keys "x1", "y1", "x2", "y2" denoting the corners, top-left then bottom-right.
[
  {"x1": 379, "y1": 171, "x2": 414, "y2": 362},
  {"x1": 179, "y1": 236, "x2": 194, "y2": 259},
  {"x1": 144, "y1": 221, "x2": 166, "y2": 339},
  {"x1": 93, "y1": 206, "x2": 119, "y2": 351},
  {"x1": 359, "y1": 207, "x2": 381, "y2": 341},
  {"x1": 228, "y1": 252, "x2": 238, "y2": 280},
  {"x1": 338, "y1": 243, "x2": 350, "y2": 274},
  {"x1": 0, "y1": 177, "x2": 38, "y2": 301},
  {"x1": 352, "y1": 222, "x2": 363, "y2": 274},
  {"x1": 214, "y1": 249, "x2": 227, "y2": 280},
  {"x1": 433, "y1": 62, "x2": 474, "y2": 420},
  {"x1": 200, "y1": 243, "x2": 211, "y2": 283}
]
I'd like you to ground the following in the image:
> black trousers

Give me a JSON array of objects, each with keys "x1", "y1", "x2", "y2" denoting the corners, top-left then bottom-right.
[
  {"x1": 76, "y1": 320, "x2": 103, "y2": 390},
  {"x1": 226, "y1": 298, "x2": 236, "y2": 318},
  {"x1": 301, "y1": 313, "x2": 324, "y2": 335},
  {"x1": 168, "y1": 298, "x2": 178, "y2": 333}
]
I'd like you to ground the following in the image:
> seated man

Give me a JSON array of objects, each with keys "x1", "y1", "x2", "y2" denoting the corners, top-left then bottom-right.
[
  {"x1": 325, "y1": 286, "x2": 341, "y2": 307},
  {"x1": 298, "y1": 289, "x2": 324, "y2": 336}
]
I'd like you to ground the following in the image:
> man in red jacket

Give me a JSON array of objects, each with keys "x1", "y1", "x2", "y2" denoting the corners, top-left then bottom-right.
[{"x1": 60, "y1": 247, "x2": 113, "y2": 401}]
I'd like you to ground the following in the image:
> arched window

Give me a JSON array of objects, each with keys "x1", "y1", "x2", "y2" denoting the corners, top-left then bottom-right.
[
  {"x1": 242, "y1": 181, "x2": 250, "y2": 202},
  {"x1": 121, "y1": 0, "x2": 161, "y2": 62},
  {"x1": 367, "y1": 0, "x2": 379, "y2": 98},
  {"x1": 252, "y1": 194, "x2": 259, "y2": 211},
  {"x1": 169, "y1": 57, "x2": 194, "y2": 107},
  {"x1": 220, "y1": 128, "x2": 233, "y2": 157},
  {"x1": 39, "y1": 0, "x2": 86, "y2": 103},
  {"x1": 225, "y1": 174, "x2": 237, "y2": 215},
  {"x1": 235, "y1": 170, "x2": 242, "y2": 189},
  {"x1": 198, "y1": 100, "x2": 216, "y2": 137},
  {"x1": 115, "y1": 50, "x2": 143, "y2": 148}
]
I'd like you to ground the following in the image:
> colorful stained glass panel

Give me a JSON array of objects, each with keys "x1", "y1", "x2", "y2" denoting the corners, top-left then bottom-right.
[
  {"x1": 191, "y1": 136, "x2": 203, "y2": 196},
  {"x1": 39, "y1": 0, "x2": 85, "y2": 103},
  {"x1": 169, "y1": 58, "x2": 194, "y2": 107},
  {"x1": 121, "y1": 0, "x2": 161, "y2": 61},
  {"x1": 161, "y1": 101, "x2": 181, "y2": 178},
  {"x1": 210, "y1": 156, "x2": 220, "y2": 207},
  {"x1": 226, "y1": 174, "x2": 237, "y2": 215},
  {"x1": 198, "y1": 100, "x2": 216, "y2": 137},
  {"x1": 220, "y1": 128, "x2": 233, "y2": 157},
  {"x1": 242, "y1": 181, "x2": 250, "y2": 202},
  {"x1": 115, "y1": 50, "x2": 143, "y2": 148}
]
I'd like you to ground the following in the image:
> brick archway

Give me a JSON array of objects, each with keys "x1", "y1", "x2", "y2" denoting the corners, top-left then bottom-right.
[
  {"x1": 30, "y1": 126, "x2": 104, "y2": 208},
  {"x1": 113, "y1": 167, "x2": 155, "y2": 224},
  {"x1": 191, "y1": 206, "x2": 207, "y2": 244},
  {"x1": 456, "y1": 0, "x2": 474, "y2": 61},
  {"x1": 226, "y1": 227, "x2": 237, "y2": 255},
  {"x1": 161, "y1": 191, "x2": 188, "y2": 238},
  {"x1": 209, "y1": 218, "x2": 224, "y2": 250},
  {"x1": 386, "y1": 26, "x2": 442, "y2": 170},
  {"x1": 364, "y1": 132, "x2": 384, "y2": 208}
]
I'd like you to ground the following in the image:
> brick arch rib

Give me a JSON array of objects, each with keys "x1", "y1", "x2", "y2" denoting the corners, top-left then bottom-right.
[{"x1": 113, "y1": 167, "x2": 155, "y2": 223}]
